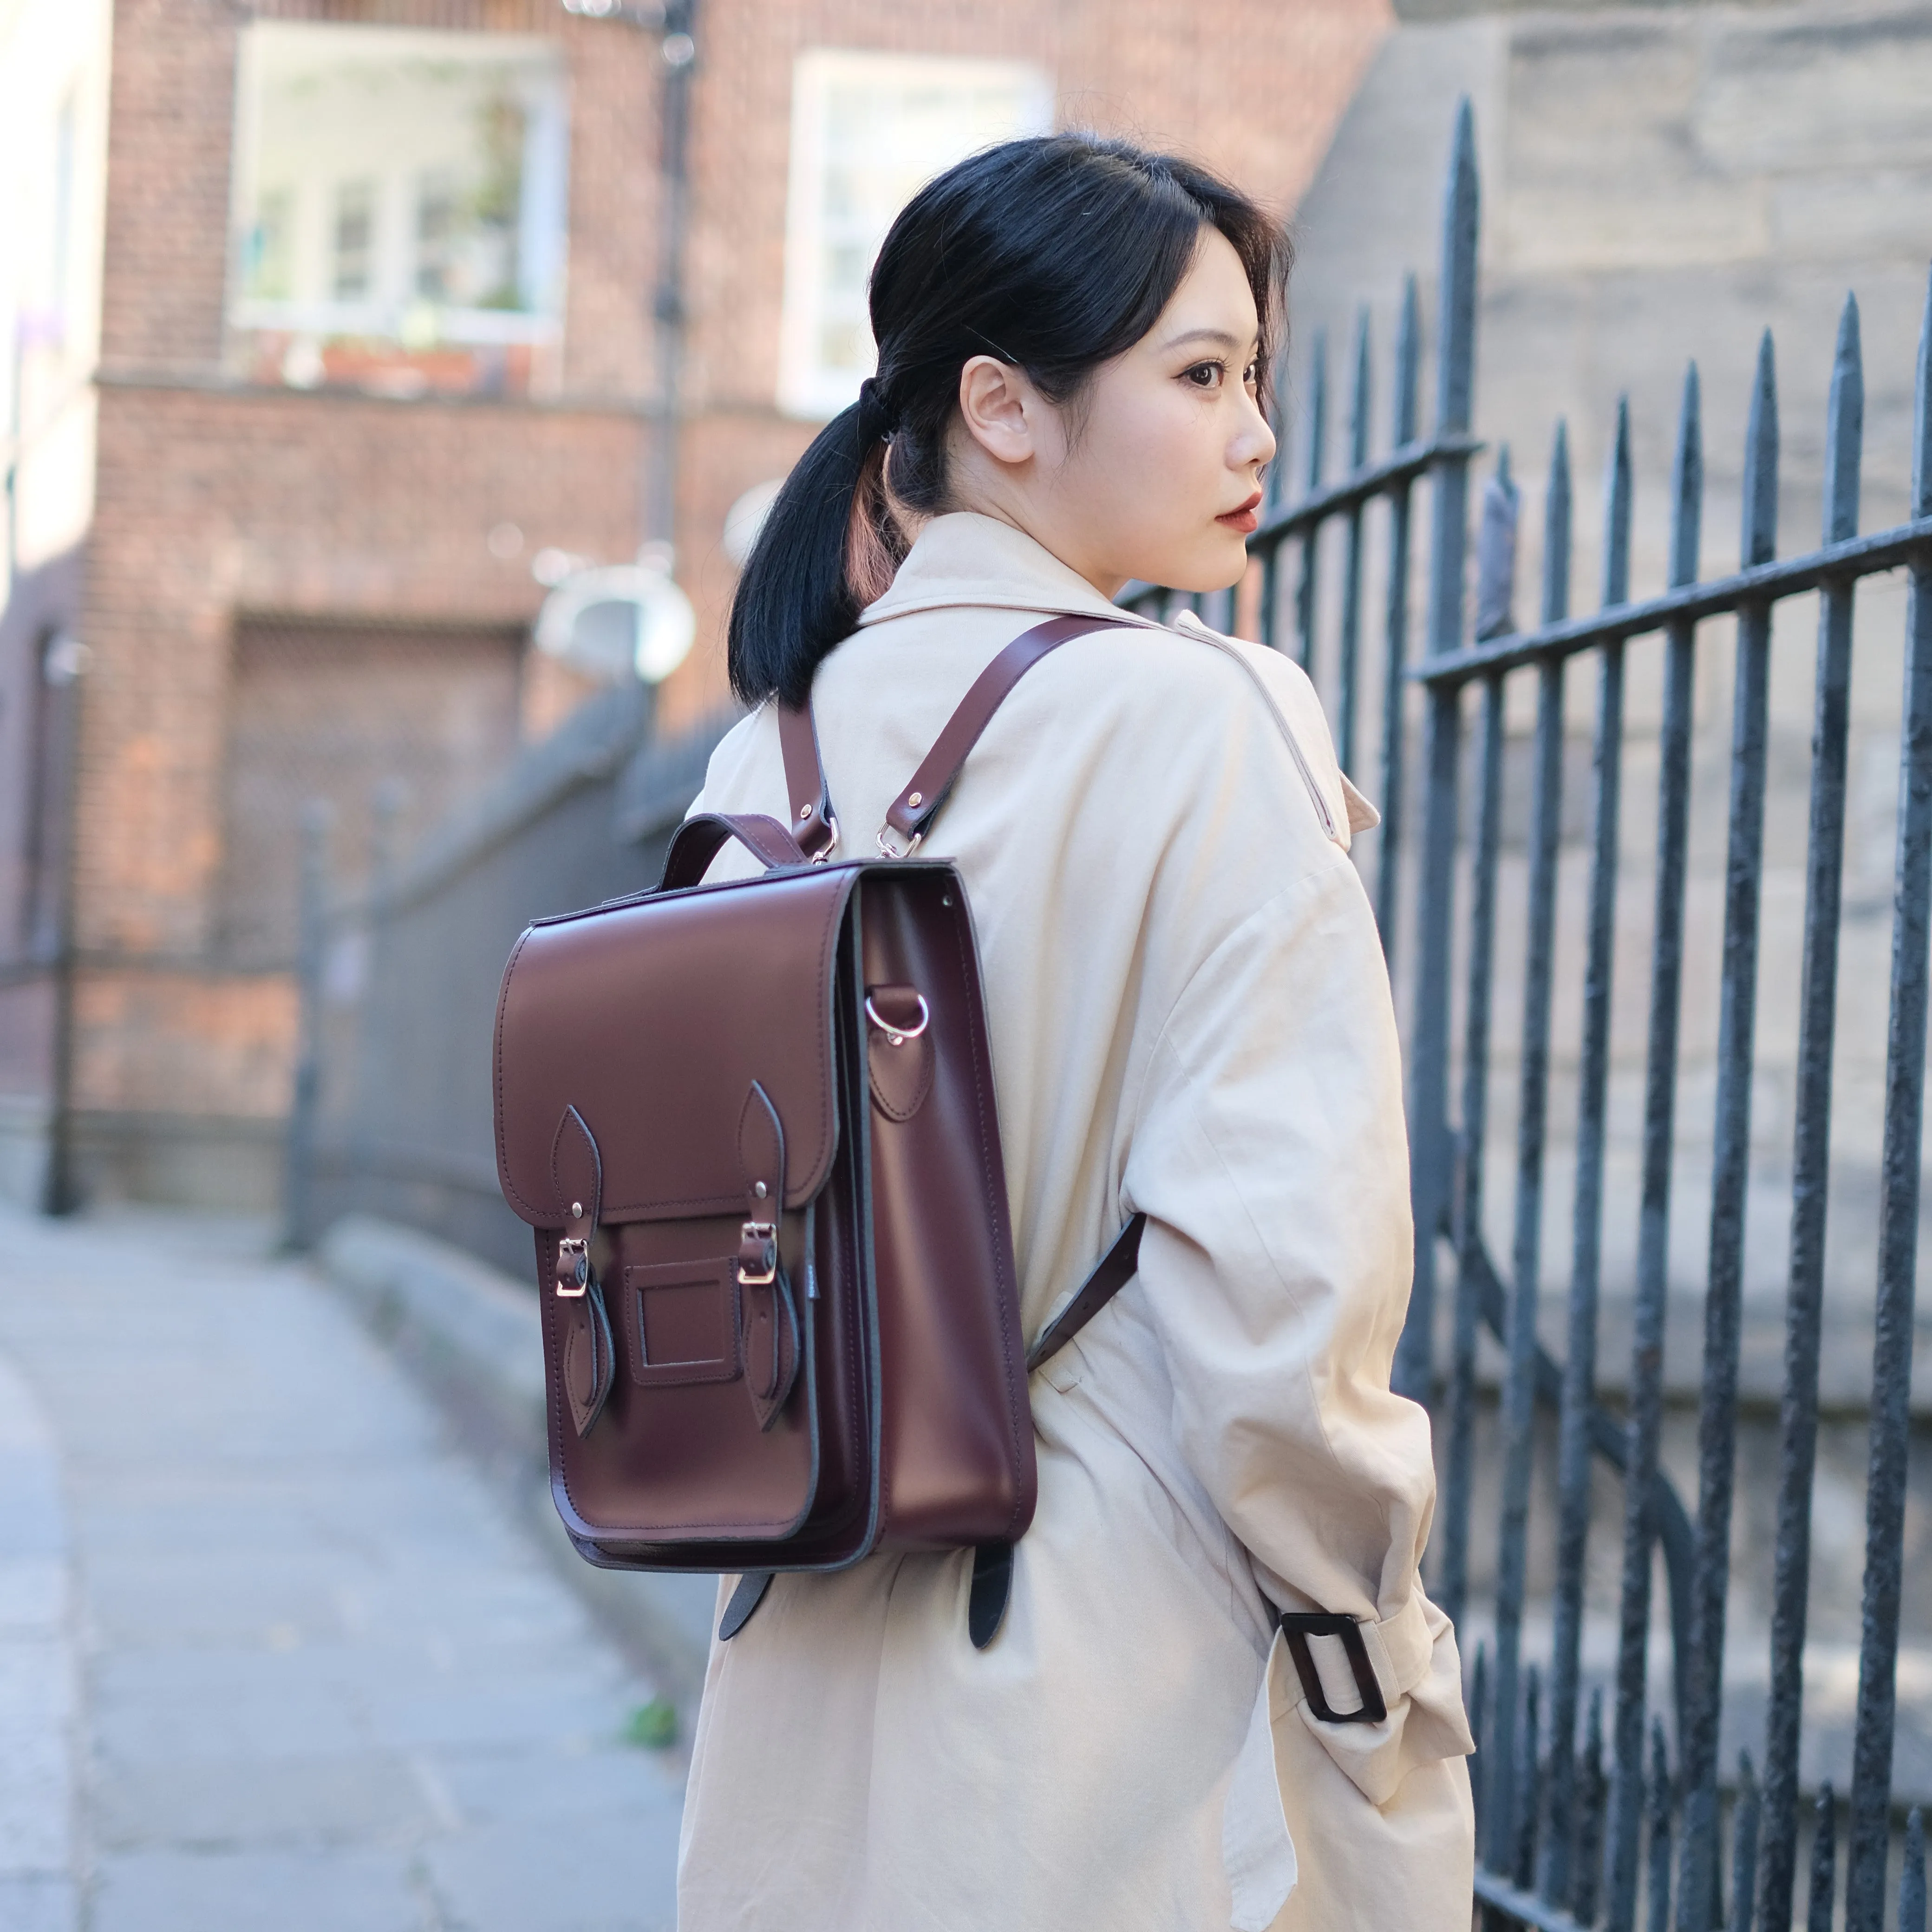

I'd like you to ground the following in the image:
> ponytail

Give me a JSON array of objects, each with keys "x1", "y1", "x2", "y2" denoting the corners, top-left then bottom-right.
[
  {"x1": 727, "y1": 382, "x2": 903, "y2": 707},
  {"x1": 725, "y1": 133, "x2": 1288, "y2": 709}
]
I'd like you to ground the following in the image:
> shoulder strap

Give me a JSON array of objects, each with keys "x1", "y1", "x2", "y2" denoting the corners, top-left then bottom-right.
[
  {"x1": 777, "y1": 612, "x2": 1133, "y2": 859},
  {"x1": 1025, "y1": 1213, "x2": 1145, "y2": 1373}
]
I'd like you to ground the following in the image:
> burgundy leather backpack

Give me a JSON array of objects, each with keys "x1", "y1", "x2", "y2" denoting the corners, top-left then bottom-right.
[{"x1": 492, "y1": 614, "x2": 1143, "y2": 1647}]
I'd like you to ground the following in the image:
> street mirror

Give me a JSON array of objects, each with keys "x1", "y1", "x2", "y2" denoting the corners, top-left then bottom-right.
[{"x1": 534, "y1": 562, "x2": 695, "y2": 685}]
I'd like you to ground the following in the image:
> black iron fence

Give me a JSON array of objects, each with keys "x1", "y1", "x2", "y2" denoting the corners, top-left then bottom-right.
[{"x1": 1234, "y1": 100, "x2": 1932, "y2": 1932}]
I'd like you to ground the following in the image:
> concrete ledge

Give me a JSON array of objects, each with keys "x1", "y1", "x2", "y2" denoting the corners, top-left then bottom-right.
[{"x1": 316, "y1": 1214, "x2": 715, "y2": 1719}]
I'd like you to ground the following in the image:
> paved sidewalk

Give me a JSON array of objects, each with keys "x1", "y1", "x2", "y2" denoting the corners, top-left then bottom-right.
[{"x1": 0, "y1": 1202, "x2": 685, "y2": 1932}]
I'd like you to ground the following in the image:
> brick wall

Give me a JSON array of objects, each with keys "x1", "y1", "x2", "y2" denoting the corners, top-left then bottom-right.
[{"x1": 32, "y1": 0, "x2": 1390, "y2": 1206}]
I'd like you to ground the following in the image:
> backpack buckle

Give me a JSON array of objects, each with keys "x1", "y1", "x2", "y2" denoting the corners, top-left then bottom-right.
[
  {"x1": 738, "y1": 1221, "x2": 778, "y2": 1286},
  {"x1": 555, "y1": 1237, "x2": 591, "y2": 1299}
]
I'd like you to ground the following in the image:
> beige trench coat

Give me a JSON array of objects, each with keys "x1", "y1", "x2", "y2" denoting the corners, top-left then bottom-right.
[{"x1": 676, "y1": 512, "x2": 1475, "y2": 1931}]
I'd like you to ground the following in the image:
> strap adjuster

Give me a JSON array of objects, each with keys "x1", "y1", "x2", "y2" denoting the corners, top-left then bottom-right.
[
  {"x1": 738, "y1": 1221, "x2": 778, "y2": 1287},
  {"x1": 1278, "y1": 1612, "x2": 1388, "y2": 1725}
]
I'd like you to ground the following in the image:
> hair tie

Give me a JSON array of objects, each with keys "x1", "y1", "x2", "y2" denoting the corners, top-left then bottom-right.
[{"x1": 856, "y1": 376, "x2": 898, "y2": 442}]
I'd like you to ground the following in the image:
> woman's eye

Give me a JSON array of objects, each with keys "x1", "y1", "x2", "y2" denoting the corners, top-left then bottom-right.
[
  {"x1": 1243, "y1": 360, "x2": 1260, "y2": 389},
  {"x1": 1183, "y1": 360, "x2": 1226, "y2": 390}
]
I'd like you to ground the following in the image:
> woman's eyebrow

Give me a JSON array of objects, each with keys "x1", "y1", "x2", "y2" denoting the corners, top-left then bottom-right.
[{"x1": 1161, "y1": 326, "x2": 1257, "y2": 353}]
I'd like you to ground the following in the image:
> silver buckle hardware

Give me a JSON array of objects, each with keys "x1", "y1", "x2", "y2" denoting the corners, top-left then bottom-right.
[
  {"x1": 738, "y1": 1221, "x2": 778, "y2": 1287},
  {"x1": 556, "y1": 1237, "x2": 591, "y2": 1299},
  {"x1": 875, "y1": 823, "x2": 923, "y2": 860},
  {"x1": 864, "y1": 991, "x2": 930, "y2": 1047}
]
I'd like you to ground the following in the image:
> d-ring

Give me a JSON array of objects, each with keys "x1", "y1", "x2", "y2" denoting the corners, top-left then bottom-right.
[{"x1": 864, "y1": 992, "x2": 930, "y2": 1046}]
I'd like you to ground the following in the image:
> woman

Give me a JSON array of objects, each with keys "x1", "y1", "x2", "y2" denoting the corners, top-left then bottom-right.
[{"x1": 677, "y1": 133, "x2": 1474, "y2": 1932}]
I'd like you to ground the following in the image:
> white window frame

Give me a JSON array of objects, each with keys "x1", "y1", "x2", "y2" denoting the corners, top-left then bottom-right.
[
  {"x1": 227, "y1": 21, "x2": 570, "y2": 351},
  {"x1": 777, "y1": 49, "x2": 1054, "y2": 421}
]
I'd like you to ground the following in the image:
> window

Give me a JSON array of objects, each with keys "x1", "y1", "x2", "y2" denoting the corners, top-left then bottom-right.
[
  {"x1": 778, "y1": 51, "x2": 1053, "y2": 420},
  {"x1": 227, "y1": 22, "x2": 569, "y2": 397},
  {"x1": 331, "y1": 179, "x2": 377, "y2": 301}
]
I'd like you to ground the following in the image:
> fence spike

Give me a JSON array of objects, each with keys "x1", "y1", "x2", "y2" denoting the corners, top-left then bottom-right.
[
  {"x1": 1543, "y1": 420, "x2": 1573, "y2": 627},
  {"x1": 1741, "y1": 332, "x2": 1779, "y2": 568},
  {"x1": 1609, "y1": 360, "x2": 1704, "y2": 1932},
  {"x1": 1603, "y1": 397, "x2": 1633, "y2": 607},
  {"x1": 1808, "y1": 1784, "x2": 1838, "y2": 1932},
  {"x1": 1902, "y1": 1809, "x2": 1927, "y2": 1932},
  {"x1": 1396, "y1": 274, "x2": 1421, "y2": 447},
  {"x1": 1761, "y1": 290, "x2": 1864, "y2": 1932},
  {"x1": 1681, "y1": 330, "x2": 1781, "y2": 1932},
  {"x1": 1671, "y1": 364, "x2": 1704, "y2": 590},
  {"x1": 1847, "y1": 258, "x2": 1932, "y2": 1932},
  {"x1": 1435, "y1": 97, "x2": 1479, "y2": 436},
  {"x1": 1824, "y1": 295, "x2": 1864, "y2": 545}
]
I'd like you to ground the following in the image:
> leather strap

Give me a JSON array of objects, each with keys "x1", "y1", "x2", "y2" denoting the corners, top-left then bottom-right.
[
  {"x1": 659, "y1": 811, "x2": 809, "y2": 891},
  {"x1": 1026, "y1": 1213, "x2": 1145, "y2": 1373},
  {"x1": 718, "y1": 1569, "x2": 773, "y2": 1641},
  {"x1": 776, "y1": 613, "x2": 1134, "y2": 858},
  {"x1": 777, "y1": 705, "x2": 839, "y2": 859},
  {"x1": 882, "y1": 614, "x2": 1131, "y2": 848}
]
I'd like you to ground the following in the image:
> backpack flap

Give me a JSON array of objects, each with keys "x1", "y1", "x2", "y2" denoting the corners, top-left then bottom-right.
[{"x1": 493, "y1": 863, "x2": 857, "y2": 1229}]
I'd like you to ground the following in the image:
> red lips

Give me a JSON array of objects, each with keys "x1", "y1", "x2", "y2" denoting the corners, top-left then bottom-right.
[{"x1": 1216, "y1": 490, "x2": 1263, "y2": 535}]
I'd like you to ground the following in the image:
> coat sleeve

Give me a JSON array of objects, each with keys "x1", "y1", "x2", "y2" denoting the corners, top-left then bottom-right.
[{"x1": 1118, "y1": 838, "x2": 1474, "y2": 1810}]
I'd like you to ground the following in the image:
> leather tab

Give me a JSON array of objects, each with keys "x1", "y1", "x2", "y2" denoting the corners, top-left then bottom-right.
[
  {"x1": 738, "y1": 1081, "x2": 784, "y2": 1208},
  {"x1": 550, "y1": 1107, "x2": 602, "y2": 1298},
  {"x1": 777, "y1": 705, "x2": 838, "y2": 859},
  {"x1": 968, "y1": 1542, "x2": 1014, "y2": 1649},
  {"x1": 719, "y1": 1569, "x2": 775, "y2": 1641},
  {"x1": 866, "y1": 983, "x2": 934, "y2": 1121},
  {"x1": 551, "y1": 1105, "x2": 602, "y2": 1235},
  {"x1": 742, "y1": 1269, "x2": 799, "y2": 1431},
  {"x1": 561, "y1": 1275, "x2": 616, "y2": 1437},
  {"x1": 736, "y1": 1082, "x2": 799, "y2": 1427}
]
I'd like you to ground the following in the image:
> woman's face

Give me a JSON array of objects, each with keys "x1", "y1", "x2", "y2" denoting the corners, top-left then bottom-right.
[{"x1": 942, "y1": 226, "x2": 1277, "y2": 600}]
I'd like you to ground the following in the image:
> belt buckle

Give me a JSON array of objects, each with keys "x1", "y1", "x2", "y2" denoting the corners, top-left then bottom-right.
[
  {"x1": 555, "y1": 1237, "x2": 590, "y2": 1299},
  {"x1": 1277, "y1": 1612, "x2": 1388, "y2": 1725}
]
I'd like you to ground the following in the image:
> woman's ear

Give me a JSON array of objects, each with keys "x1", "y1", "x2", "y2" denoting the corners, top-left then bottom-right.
[{"x1": 957, "y1": 355, "x2": 1040, "y2": 469}]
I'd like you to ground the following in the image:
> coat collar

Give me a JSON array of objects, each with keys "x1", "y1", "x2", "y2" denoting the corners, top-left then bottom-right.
[{"x1": 858, "y1": 511, "x2": 1166, "y2": 632}]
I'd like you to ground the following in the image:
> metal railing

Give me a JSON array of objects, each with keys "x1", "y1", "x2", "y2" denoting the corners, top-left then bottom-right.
[{"x1": 1235, "y1": 100, "x2": 1932, "y2": 1932}]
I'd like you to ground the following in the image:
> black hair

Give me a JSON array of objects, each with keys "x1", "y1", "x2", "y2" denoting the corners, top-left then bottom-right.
[{"x1": 726, "y1": 132, "x2": 1290, "y2": 708}]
